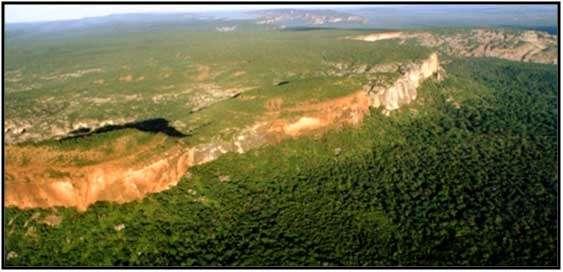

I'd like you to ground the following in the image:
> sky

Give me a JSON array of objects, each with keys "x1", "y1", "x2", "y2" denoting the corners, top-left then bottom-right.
[
  {"x1": 5, "y1": 4, "x2": 556, "y2": 26},
  {"x1": 5, "y1": 4, "x2": 354, "y2": 23}
]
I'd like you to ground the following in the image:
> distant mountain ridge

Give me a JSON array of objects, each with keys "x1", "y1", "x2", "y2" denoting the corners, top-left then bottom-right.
[
  {"x1": 253, "y1": 8, "x2": 367, "y2": 26},
  {"x1": 6, "y1": 5, "x2": 557, "y2": 39}
]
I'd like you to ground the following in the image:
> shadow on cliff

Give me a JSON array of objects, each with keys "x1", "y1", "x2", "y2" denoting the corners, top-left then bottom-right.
[{"x1": 61, "y1": 118, "x2": 187, "y2": 141}]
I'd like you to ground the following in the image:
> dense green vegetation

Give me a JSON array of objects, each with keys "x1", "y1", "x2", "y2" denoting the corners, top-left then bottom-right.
[{"x1": 4, "y1": 58, "x2": 557, "y2": 266}]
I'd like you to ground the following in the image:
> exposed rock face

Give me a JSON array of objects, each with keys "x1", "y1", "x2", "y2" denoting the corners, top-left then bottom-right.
[
  {"x1": 416, "y1": 29, "x2": 557, "y2": 64},
  {"x1": 364, "y1": 52, "x2": 442, "y2": 115},
  {"x1": 5, "y1": 91, "x2": 371, "y2": 211},
  {"x1": 323, "y1": 61, "x2": 400, "y2": 77},
  {"x1": 6, "y1": 147, "x2": 192, "y2": 211},
  {"x1": 183, "y1": 91, "x2": 371, "y2": 164},
  {"x1": 350, "y1": 29, "x2": 557, "y2": 64}
]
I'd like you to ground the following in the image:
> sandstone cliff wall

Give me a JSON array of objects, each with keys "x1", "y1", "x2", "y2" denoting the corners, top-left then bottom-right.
[
  {"x1": 364, "y1": 52, "x2": 441, "y2": 115},
  {"x1": 5, "y1": 147, "x2": 193, "y2": 211},
  {"x1": 5, "y1": 50, "x2": 439, "y2": 211},
  {"x1": 5, "y1": 51, "x2": 439, "y2": 211},
  {"x1": 5, "y1": 92, "x2": 371, "y2": 211}
]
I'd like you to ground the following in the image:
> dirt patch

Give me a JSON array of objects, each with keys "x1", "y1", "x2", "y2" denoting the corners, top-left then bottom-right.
[
  {"x1": 119, "y1": 74, "x2": 133, "y2": 82},
  {"x1": 196, "y1": 65, "x2": 211, "y2": 81},
  {"x1": 350, "y1": 32, "x2": 403, "y2": 42},
  {"x1": 254, "y1": 91, "x2": 371, "y2": 141},
  {"x1": 114, "y1": 224, "x2": 125, "y2": 231},
  {"x1": 284, "y1": 117, "x2": 323, "y2": 136},
  {"x1": 239, "y1": 95, "x2": 257, "y2": 101},
  {"x1": 123, "y1": 94, "x2": 141, "y2": 102},
  {"x1": 277, "y1": 91, "x2": 370, "y2": 135},
  {"x1": 265, "y1": 98, "x2": 284, "y2": 112},
  {"x1": 41, "y1": 214, "x2": 62, "y2": 227},
  {"x1": 232, "y1": 70, "x2": 246, "y2": 77},
  {"x1": 90, "y1": 97, "x2": 112, "y2": 105}
]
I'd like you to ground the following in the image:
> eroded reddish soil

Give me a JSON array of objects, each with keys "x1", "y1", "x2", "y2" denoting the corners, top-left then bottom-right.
[{"x1": 5, "y1": 91, "x2": 371, "y2": 211}]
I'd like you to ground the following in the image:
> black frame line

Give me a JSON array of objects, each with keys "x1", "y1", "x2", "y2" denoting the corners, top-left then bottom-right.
[{"x1": 1, "y1": 1, "x2": 560, "y2": 269}]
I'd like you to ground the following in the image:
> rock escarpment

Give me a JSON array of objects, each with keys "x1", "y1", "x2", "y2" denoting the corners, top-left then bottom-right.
[
  {"x1": 5, "y1": 92, "x2": 371, "y2": 211},
  {"x1": 350, "y1": 29, "x2": 557, "y2": 64},
  {"x1": 416, "y1": 29, "x2": 557, "y2": 64},
  {"x1": 6, "y1": 147, "x2": 192, "y2": 211},
  {"x1": 5, "y1": 53, "x2": 441, "y2": 211},
  {"x1": 5, "y1": 51, "x2": 440, "y2": 211},
  {"x1": 363, "y1": 52, "x2": 442, "y2": 115}
]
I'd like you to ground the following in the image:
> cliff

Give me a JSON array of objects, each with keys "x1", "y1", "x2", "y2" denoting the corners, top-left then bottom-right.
[
  {"x1": 5, "y1": 92, "x2": 371, "y2": 211},
  {"x1": 363, "y1": 52, "x2": 442, "y2": 115},
  {"x1": 5, "y1": 53, "x2": 442, "y2": 211},
  {"x1": 5, "y1": 51, "x2": 441, "y2": 211},
  {"x1": 5, "y1": 146, "x2": 193, "y2": 211},
  {"x1": 350, "y1": 29, "x2": 557, "y2": 64}
]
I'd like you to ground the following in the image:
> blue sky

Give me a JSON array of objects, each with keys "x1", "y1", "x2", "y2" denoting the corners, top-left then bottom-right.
[{"x1": 5, "y1": 4, "x2": 356, "y2": 23}]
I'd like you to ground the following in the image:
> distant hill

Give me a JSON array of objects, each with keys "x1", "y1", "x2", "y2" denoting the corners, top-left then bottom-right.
[
  {"x1": 252, "y1": 8, "x2": 367, "y2": 27},
  {"x1": 6, "y1": 5, "x2": 557, "y2": 40}
]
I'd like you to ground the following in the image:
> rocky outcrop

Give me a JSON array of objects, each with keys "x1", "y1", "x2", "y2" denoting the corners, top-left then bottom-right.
[
  {"x1": 323, "y1": 61, "x2": 401, "y2": 77},
  {"x1": 4, "y1": 130, "x2": 264, "y2": 210},
  {"x1": 350, "y1": 29, "x2": 557, "y2": 64},
  {"x1": 4, "y1": 117, "x2": 138, "y2": 144},
  {"x1": 363, "y1": 52, "x2": 442, "y2": 115},
  {"x1": 5, "y1": 147, "x2": 193, "y2": 211},
  {"x1": 416, "y1": 29, "x2": 557, "y2": 64}
]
